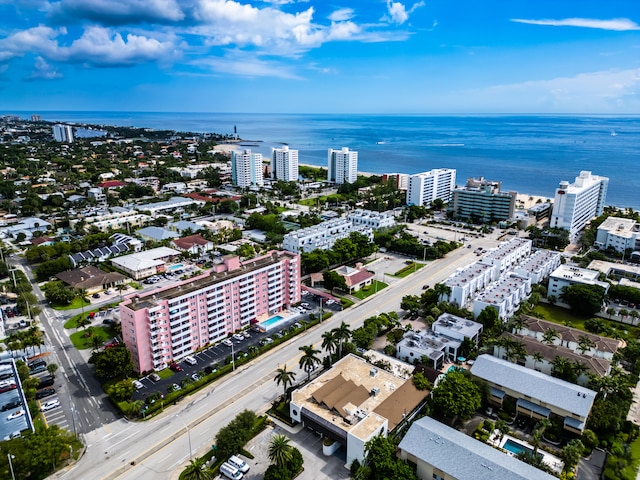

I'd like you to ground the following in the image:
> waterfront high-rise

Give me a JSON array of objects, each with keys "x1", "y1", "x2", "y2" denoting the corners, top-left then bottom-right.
[
  {"x1": 231, "y1": 149, "x2": 263, "y2": 188},
  {"x1": 406, "y1": 168, "x2": 456, "y2": 207},
  {"x1": 327, "y1": 147, "x2": 358, "y2": 184},
  {"x1": 449, "y1": 177, "x2": 516, "y2": 222},
  {"x1": 52, "y1": 124, "x2": 73, "y2": 142},
  {"x1": 550, "y1": 171, "x2": 609, "y2": 241},
  {"x1": 119, "y1": 251, "x2": 301, "y2": 372},
  {"x1": 271, "y1": 145, "x2": 299, "y2": 181}
]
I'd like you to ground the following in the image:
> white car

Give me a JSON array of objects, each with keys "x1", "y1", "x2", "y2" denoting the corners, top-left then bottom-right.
[
  {"x1": 40, "y1": 400, "x2": 61, "y2": 412},
  {"x1": 7, "y1": 410, "x2": 25, "y2": 420},
  {"x1": 184, "y1": 356, "x2": 197, "y2": 366},
  {"x1": 232, "y1": 333, "x2": 245, "y2": 342},
  {"x1": 222, "y1": 339, "x2": 233, "y2": 347},
  {"x1": 132, "y1": 380, "x2": 144, "y2": 390}
]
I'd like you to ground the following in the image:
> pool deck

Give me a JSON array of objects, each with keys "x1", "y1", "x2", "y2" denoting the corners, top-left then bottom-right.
[{"x1": 489, "y1": 432, "x2": 564, "y2": 474}]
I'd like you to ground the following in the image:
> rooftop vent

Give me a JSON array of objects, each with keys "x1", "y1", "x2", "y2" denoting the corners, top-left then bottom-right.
[{"x1": 370, "y1": 368, "x2": 378, "y2": 377}]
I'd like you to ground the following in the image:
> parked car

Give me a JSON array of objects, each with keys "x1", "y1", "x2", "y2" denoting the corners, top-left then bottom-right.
[
  {"x1": 40, "y1": 400, "x2": 61, "y2": 412},
  {"x1": 227, "y1": 455, "x2": 250, "y2": 474},
  {"x1": 1, "y1": 400, "x2": 22, "y2": 412},
  {"x1": 35, "y1": 388, "x2": 56, "y2": 400},
  {"x1": 37, "y1": 377, "x2": 54, "y2": 389},
  {"x1": 0, "y1": 384, "x2": 17, "y2": 393},
  {"x1": 191, "y1": 373, "x2": 201, "y2": 382},
  {"x1": 232, "y1": 333, "x2": 245, "y2": 342},
  {"x1": 92, "y1": 293, "x2": 100, "y2": 299},
  {"x1": 184, "y1": 356, "x2": 197, "y2": 366},
  {"x1": 170, "y1": 383, "x2": 181, "y2": 392},
  {"x1": 28, "y1": 359, "x2": 47, "y2": 369},
  {"x1": 149, "y1": 373, "x2": 161, "y2": 382},
  {"x1": 169, "y1": 363, "x2": 183, "y2": 372},
  {"x1": 3, "y1": 430, "x2": 21, "y2": 441},
  {"x1": 102, "y1": 318, "x2": 115, "y2": 325},
  {"x1": 132, "y1": 380, "x2": 144, "y2": 390},
  {"x1": 29, "y1": 365, "x2": 47, "y2": 374},
  {"x1": 0, "y1": 373, "x2": 13, "y2": 381},
  {"x1": 7, "y1": 410, "x2": 25, "y2": 420},
  {"x1": 222, "y1": 339, "x2": 234, "y2": 347}
]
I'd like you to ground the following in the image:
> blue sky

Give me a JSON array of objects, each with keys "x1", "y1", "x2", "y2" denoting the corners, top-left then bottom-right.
[{"x1": 0, "y1": 0, "x2": 638, "y2": 114}]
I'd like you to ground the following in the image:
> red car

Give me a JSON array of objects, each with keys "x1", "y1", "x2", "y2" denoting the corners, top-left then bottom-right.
[
  {"x1": 169, "y1": 363, "x2": 183, "y2": 372},
  {"x1": 0, "y1": 384, "x2": 17, "y2": 393}
]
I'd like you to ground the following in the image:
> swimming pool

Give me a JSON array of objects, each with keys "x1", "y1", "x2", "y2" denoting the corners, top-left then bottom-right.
[
  {"x1": 259, "y1": 314, "x2": 286, "y2": 331},
  {"x1": 446, "y1": 366, "x2": 459, "y2": 374},
  {"x1": 503, "y1": 439, "x2": 536, "y2": 457},
  {"x1": 168, "y1": 263, "x2": 184, "y2": 271}
]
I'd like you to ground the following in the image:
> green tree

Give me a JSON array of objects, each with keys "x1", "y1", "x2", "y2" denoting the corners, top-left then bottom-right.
[
  {"x1": 268, "y1": 434, "x2": 293, "y2": 468},
  {"x1": 298, "y1": 345, "x2": 321, "y2": 381},
  {"x1": 431, "y1": 370, "x2": 482, "y2": 420},
  {"x1": 476, "y1": 306, "x2": 500, "y2": 331},
  {"x1": 364, "y1": 435, "x2": 417, "y2": 480},
  {"x1": 88, "y1": 344, "x2": 134, "y2": 378},
  {"x1": 561, "y1": 439, "x2": 584, "y2": 473},
  {"x1": 274, "y1": 364, "x2": 297, "y2": 398},
  {"x1": 560, "y1": 284, "x2": 607, "y2": 317},
  {"x1": 412, "y1": 372, "x2": 431, "y2": 390},
  {"x1": 110, "y1": 379, "x2": 136, "y2": 401},
  {"x1": 332, "y1": 321, "x2": 352, "y2": 358},
  {"x1": 182, "y1": 457, "x2": 211, "y2": 480},
  {"x1": 321, "y1": 330, "x2": 338, "y2": 365},
  {"x1": 46, "y1": 363, "x2": 58, "y2": 378},
  {"x1": 323, "y1": 271, "x2": 347, "y2": 293}
]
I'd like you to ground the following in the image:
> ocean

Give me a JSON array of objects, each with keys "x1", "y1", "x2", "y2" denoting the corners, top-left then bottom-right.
[{"x1": 11, "y1": 111, "x2": 640, "y2": 210}]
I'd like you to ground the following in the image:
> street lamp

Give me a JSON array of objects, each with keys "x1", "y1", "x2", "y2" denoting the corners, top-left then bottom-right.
[
  {"x1": 175, "y1": 416, "x2": 193, "y2": 460},
  {"x1": 7, "y1": 453, "x2": 15, "y2": 480},
  {"x1": 231, "y1": 341, "x2": 235, "y2": 371}
]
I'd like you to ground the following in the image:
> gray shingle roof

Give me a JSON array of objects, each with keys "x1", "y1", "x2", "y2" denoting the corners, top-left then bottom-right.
[
  {"x1": 399, "y1": 416, "x2": 557, "y2": 480},
  {"x1": 471, "y1": 355, "x2": 596, "y2": 417}
]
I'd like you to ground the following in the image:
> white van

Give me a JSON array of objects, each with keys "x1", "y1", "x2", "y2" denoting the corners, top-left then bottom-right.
[
  {"x1": 220, "y1": 462, "x2": 243, "y2": 479},
  {"x1": 227, "y1": 455, "x2": 250, "y2": 473}
]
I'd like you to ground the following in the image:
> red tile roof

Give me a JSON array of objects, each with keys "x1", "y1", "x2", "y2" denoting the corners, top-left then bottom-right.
[
  {"x1": 98, "y1": 180, "x2": 128, "y2": 188},
  {"x1": 172, "y1": 234, "x2": 210, "y2": 250}
]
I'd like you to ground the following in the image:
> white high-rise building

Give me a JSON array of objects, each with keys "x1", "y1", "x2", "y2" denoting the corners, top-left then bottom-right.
[
  {"x1": 550, "y1": 171, "x2": 609, "y2": 241},
  {"x1": 406, "y1": 168, "x2": 456, "y2": 206},
  {"x1": 327, "y1": 147, "x2": 358, "y2": 185},
  {"x1": 52, "y1": 124, "x2": 73, "y2": 143},
  {"x1": 231, "y1": 149, "x2": 263, "y2": 188},
  {"x1": 271, "y1": 146, "x2": 299, "y2": 181}
]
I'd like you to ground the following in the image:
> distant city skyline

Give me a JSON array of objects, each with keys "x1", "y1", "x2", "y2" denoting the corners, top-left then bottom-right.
[{"x1": 0, "y1": 0, "x2": 638, "y2": 114}]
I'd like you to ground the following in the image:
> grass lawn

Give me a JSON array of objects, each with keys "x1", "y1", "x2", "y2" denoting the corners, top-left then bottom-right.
[
  {"x1": 157, "y1": 368, "x2": 174, "y2": 380},
  {"x1": 622, "y1": 436, "x2": 640, "y2": 479},
  {"x1": 51, "y1": 297, "x2": 90, "y2": 311},
  {"x1": 392, "y1": 262, "x2": 424, "y2": 277},
  {"x1": 69, "y1": 326, "x2": 115, "y2": 350},
  {"x1": 352, "y1": 281, "x2": 388, "y2": 300}
]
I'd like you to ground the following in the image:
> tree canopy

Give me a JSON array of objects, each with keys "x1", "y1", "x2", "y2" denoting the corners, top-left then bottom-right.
[
  {"x1": 430, "y1": 370, "x2": 483, "y2": 420},
  {"x1": 560, "y1": 284, "x2": 607, "y2": 317}
]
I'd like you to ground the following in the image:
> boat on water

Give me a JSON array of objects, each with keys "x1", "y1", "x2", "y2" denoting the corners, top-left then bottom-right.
[
  {"x1": 611, "y1": 130, "x2": 618, "y2": 137},
  {"x1": 376, "y1": 141, "x2": 386, "y2": 145}
]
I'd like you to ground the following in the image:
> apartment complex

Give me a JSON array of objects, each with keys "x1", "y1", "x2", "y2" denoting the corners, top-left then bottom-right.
[
  {"x1": 346, "y1": 209, "x2": 395, "y2": 229},
  {"x1": 594, "y1": 217, "x2": 640, "y2": 254},
  {"x1": 327, "y1": 147, "x2": 358, "y2": 185},
  {"x1": 406, "y1": 168, "x2": 456, "y2": 207},
  {"x1": 119, "y1": 251, "x2": 301, "y2": 372},
  {"x1": 232, "y1": 149, "x2": 263, "y2": 188},
  {"x1": 550, "y1": 171, "x2": 609, "y2": 241},
  {"x1": 448, "y1": 177, "x2": 517, "y2": 222},
  {"x1": 547, "y1": 264, "x2": 610, "y2": 299},
  {"x1": 270, "y1": 146, "x2": 299, "y2": 182},
  {"x1": 282, "y1": 218, "x2": 373, "y2": 254},
  {"x1": 52, "y1": 124, "x2": 74, "y2": 142}
]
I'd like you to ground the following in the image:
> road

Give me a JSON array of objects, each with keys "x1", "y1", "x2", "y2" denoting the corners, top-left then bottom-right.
[{"x1": 52, "y1": 238, "x2": 497, "y2": 480}]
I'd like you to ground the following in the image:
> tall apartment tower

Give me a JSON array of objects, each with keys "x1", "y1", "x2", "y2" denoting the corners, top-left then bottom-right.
[
  {"x1": 550, "y1": 171, "x2": 609, "y2": 241},
  {"x1": 328, "y1": 147, "x2": 358, "y2": 185},
  {"x1": 271, "y1": 145, "x2": 299, "y2": 181},
  {"x1": 52, "y1": 124, "x2": 73, "y2": 143},
  {"x1": 232, "y1": 149, "x2": 263, "y2": 188},
  {"x1": 406, "y1": 168, "x2": 456, "y2": 207}
]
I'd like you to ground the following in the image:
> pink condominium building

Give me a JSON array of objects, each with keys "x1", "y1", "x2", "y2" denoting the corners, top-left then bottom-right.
[{"x1": 119, "y1": 251, "x2": 301, "y2": 372}]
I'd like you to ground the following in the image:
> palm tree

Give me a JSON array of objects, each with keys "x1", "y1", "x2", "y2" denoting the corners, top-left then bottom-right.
[
  {"x1": 606, "y1": 307, "x2": 616, "y2": 319},
  {"x1": 531, "y1": 351, "x2": 544, "y2": 371},
  {"x1": 268, "y1": 434, "x2": 293, "y2": 468},
  {"x1": 509, "y1": 315, "x2": 526, "y2": 334},
  {"x1": 630, "y1": 310, "x2": 640, "y2": 326},
  {"x1": 577, "y1": 335, "x2": 595, "y2": 354},
  {"x1": 532, "y1": 419, "x2": 551, "y2": 457},
  {"x1": 76, "y1": 288, "x2": 89, "y2": 318},
  {"x1": 541, "y1": 328, "x2": 559, "y2": 345},
  {"x1": 182, "y1": 457, "x2": 211, "y2": 480},
  {"x1": 332, "y1": 322, "x2": 352, "y2": 359},
  {"x1": 46, "y1": 363, "x2": 59, "y2": 379},
  {"x1": 495, "y1": 418, "x2": 509, "y2": 443},
  {"x1": 115, "y1": 283, "x2": 128, "y2": 301},
  {"x1": 433, "y1": 283, "x2": 451, "y2": 302},
  {"x1": 298, "y1": 345, "x2": 321, "y2": 381},
  {"x1": 274, "y1": 364, "x2": 297, "y2": 398},
  {"x1": 321, "y1": 331, "x2": 338, "y2": 365}
]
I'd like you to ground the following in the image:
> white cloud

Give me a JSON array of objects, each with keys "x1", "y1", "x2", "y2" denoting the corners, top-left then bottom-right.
[
  {"x1": 194, "y1": 50, "x2": 301, "y2": 79},
  {"x1": 28, "y1": 56, "x2": 62, "y2": 79},
  {"x1": 49, "y1": 0, "x2": 185, "y2": 25},
  {"x1": 0, "y1": 26, "x2": 62, "y2": 62},
  {"x1": 384, "y1": 0, "x2": 425, "y2": 25},
  {"x1": 52, "y1": 26, "x2": 179, "y2": 66},
  {"x1": 472, "y1": 68, "x2": 640, "y2": 112},
  {"x1": 328, "y1": 8, "x2": 354, "y2": 22},
  {"x1": 510, "y1": 18, "x2": 640, "y2": 31}
]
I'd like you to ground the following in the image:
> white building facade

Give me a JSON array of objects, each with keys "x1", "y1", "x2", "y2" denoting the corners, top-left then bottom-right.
[
  {"x1": 406, "y1": 168, "x2": 456, "y2": 207},
  {"x1": 547, "y1": 265, "x2": 610, "y2": 299},
  {"x1": 594, "y1": 217, "x2": 640, "y2": 254},
  {"x1": 550, "y1": 171, "x2": 609, "y2": 241},
  {"x1": 328, "y1": 147, "x2": 358, "y2": 185},
  {"x1": 53, "y1": 124, "x2": 74, "y2": 142},
  {"x1": 271, "y1": 146, "x2": 299, "y2": 182},
  {"x1": 232, "y1": 149, "x2": 263, "y2": 188},
  {"x1": 282, "y1": 218, "x2": 373, "y2": 254},
  {"x1": 347, "y1": 209, "x2": 395, "y2": 229}
]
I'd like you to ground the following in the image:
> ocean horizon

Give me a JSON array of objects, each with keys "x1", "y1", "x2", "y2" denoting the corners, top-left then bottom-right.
[{"x1": 7, "y1": 111, "x2": 640, "y2": 210}]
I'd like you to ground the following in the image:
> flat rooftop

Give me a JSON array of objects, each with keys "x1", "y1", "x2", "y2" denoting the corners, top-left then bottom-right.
[
  {"x1": 474, "y1": 274, "x2": 529, "y2": 305},
  {"x1": 445, "y1": 262, "x2": 493, "y2": 288}
]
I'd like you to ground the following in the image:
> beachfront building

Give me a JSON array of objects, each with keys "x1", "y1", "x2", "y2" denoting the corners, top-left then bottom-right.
[
  {"x1": 346, "y1": 209, "x2": 395, "y2": 229},
  {"x1": 289, "y1": 354, "x2": 425, "y2": 467},
  {"x1": 594, "y1": 217, "x2": 640, "y2": 254},
  {"x1": 232, "y1": 149, "x2": 264, "y2": 188},
  {"x1": 282, "y1": 218, "x2": 373, "y2": 254},
  {"x1": 52, "y1": 124, "x2": 73, "y2": 142},
  {"x1": 270, "y1": 146, "x2": 299, "y2": 182},
  {"x1": 119, "y1": 251, "x2": 300, "y2": 372},
  {"x1": 327, "y1": 147, "x2": 358, "y2": 185},
  {"x1": 547, "y1": 264, "x2": 610, "y2": 300},
  {"x1": 406, "y1": 168, "x2": 456, "y2": 207},
  {"x1": 471, "y1": 354, "x2": 597, "y2": 434},
  {"x1": 381, "y1": 173, "x2": 409, "y2": 191},
  {"x1": 550, "y1": 171, "x2": 609, "y2": 241},
  {"x1": 448, "y1": 177, "x2": 517, "y2": 222},
  {"x1": 398, "y1": 416, "x2": 557, "y2": 480}
]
